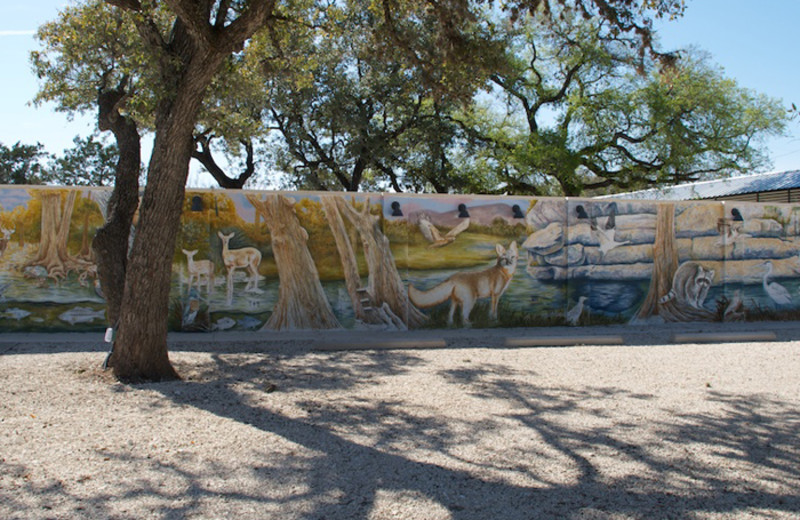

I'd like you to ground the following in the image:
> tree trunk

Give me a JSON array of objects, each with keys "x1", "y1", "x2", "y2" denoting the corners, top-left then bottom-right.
[
  {"x1": 110, "y1": 107, "x2": 203, "y2": 380},
  {"x1": 633, "y1": 203, "x2": 715, "y2": 322},
  {"x1": 335, "y1": 196, "x2": 427, "y2": 329},
  {"x1": 91, "y1": 86, "x2": 141, "y2": 329},
  {"x1": 110, "y1": 49, "x2": 229, "y2": 381},
  {"x1": 320, "y1": 195, "x2": 366, "y2": 321},
  {"x1": 246, "y1": 193, "x2": 340, "y2": 330},
  {"x1": 104, "y1": 0, "x2": 278, "y2": 380},
  {"x1": 16, "y1": 219, "x2": 24, "y2": 247}
]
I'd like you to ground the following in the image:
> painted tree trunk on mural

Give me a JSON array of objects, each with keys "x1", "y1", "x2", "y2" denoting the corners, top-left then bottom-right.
[
  {"x1": 16, "y1": 220, "x2": 24, "y2": 247},
  {"x1": 26, "y1": 190, "x2": 89, "y2": 282},
  {"x1": 320, "y1": 195, "x2": 367, "y2": 321},
  {"x1": 633, "y1": 203, "x2": 716, "y2": 322},
  {"x1": 335, "y1": 196, "x2": 427, "y2": 329},
  {"x1": 246, "y1": 193, "x2": 340, "y2": 330},
  {"x1": 79, "y1": 213, "x2": 91, "y2": 260}
]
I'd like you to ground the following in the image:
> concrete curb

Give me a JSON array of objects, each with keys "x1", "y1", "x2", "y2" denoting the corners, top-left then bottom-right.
[
  {"x1": 504, "y1": 335, "x2": 625, "y2": 347},
  {"x1": 672, "y1": 331, "x2": 777, "y2": 343}
]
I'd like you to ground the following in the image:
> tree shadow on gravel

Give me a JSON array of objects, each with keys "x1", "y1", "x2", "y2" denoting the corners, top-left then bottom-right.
[
  {"x1": 155, "y1": 351, "x2": 800, "y2": 519},
  {"x1": 5, "y1": 349, "x2": 798, "y2": 519},
  {"x1": 437, "y1": 363, "x2": 800, "y2": 517}
]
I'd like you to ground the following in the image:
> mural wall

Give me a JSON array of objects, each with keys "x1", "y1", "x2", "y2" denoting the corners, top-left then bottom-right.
[{"x1": 1, "y1": 185, "x2": 799, "y2": 334}]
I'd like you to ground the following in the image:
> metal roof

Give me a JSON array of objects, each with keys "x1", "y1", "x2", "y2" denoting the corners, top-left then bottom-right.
[{"x1": 596, "y1": 170, "x2": 800, "y2": 201}]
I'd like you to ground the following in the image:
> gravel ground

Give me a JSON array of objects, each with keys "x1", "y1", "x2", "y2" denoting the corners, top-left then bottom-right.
[{"x1": 1, "y1": 324, "x2": 799, "y2": 519}]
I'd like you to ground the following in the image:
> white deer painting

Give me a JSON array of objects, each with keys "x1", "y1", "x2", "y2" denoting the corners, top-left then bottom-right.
[
  {"x1": 181, "y1": 249, "x2": 215, "y2": 295},
  {"x1": 0, "y1": 226, "x2": 12, "y2": 258},
  {"x1": 217, "y1": 231, "x2": 262, "y2": 304}
]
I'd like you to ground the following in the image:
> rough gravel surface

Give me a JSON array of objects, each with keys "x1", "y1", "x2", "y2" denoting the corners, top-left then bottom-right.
[{"x1": 1, "y1": 323, "x2": 799, "y2": 519}]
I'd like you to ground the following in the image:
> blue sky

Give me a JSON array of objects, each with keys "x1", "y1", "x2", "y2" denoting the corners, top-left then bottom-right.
[{"x1": 1, "y1": 0, "x2": 799, "y2": 187}]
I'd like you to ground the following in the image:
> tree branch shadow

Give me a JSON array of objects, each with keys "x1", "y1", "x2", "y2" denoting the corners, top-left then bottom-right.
[
  {"x1": 161, "y1": 351, "x2": 800, "y2": 518},
  {"x1": 4, "y1": 349, "x2": 798, "y2": 519}
]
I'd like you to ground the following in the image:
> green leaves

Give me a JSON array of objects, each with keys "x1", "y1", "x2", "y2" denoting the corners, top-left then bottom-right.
[
  {"x1": 468, "y1": 13, "x2": 787, "y2": 195},
  {"x1": 0, "y1": 142, "x2": 48, "y2": 185},
  {"x1": 30, "y1": 0, "x2": 787, "y2": 195},
  {"x1": 31, "y1": 1, "x2": 152, "y2": 119},
  {"x1": 48, "y1": 135, "x2": 125, "y2": 186}
]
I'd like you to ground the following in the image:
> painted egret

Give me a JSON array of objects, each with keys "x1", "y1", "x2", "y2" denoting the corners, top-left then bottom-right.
[
  {"x1": 566, "y1": 296, "x2": 588, "y2": 326},
  {"x1": 760, "y1": 261, "x2": 791, "y2": 305}
]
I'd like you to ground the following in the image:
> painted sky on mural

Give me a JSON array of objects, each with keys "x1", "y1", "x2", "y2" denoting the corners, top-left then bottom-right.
[
  {"x1": 0, "y1": 187, "x2": 32, "y2": 212},
  {"x1": 1, "y1": 0, "x2": 799, "y2": 188}
]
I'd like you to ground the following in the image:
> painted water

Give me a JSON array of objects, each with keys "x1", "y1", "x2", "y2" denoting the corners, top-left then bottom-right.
[
  {"x1": 5, "y1": 250, "x2": 800, "y2": 333},
  {"x1": 0, "y1": 245, "x2": 106, "y2": 332}
]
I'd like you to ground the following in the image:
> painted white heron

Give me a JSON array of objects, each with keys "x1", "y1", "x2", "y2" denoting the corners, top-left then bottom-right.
[
  {"x1": 566, "y1": 296, "x2": 588, "y2": 326},
  {"x1": 760, "y1": 261, "x2": 792, "y2": 306}
]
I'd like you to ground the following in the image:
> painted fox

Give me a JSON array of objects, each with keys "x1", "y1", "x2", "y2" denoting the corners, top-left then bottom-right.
[{"x1": 408, "y1": 241, "x2": 518, "y2": 327}]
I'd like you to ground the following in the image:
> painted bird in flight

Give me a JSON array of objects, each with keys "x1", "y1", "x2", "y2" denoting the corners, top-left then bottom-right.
[
  {"x1": 576, "y1": 202, "x2": 629, "y2": 258},
  {"x1": 418, "y1": 214, "x2": 470, "y2": 248}
]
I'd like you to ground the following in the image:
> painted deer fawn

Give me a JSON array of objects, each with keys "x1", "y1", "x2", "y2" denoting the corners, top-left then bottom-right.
[
  {"x1": 217, "y1": 231, "x2": 262, "y2": 303},
  {"x1": 0, "y1": 226, "x2": 13, "y2": 258},
  {"x1": 181, "y1": 249, "x2": 215, "y2": 295}
]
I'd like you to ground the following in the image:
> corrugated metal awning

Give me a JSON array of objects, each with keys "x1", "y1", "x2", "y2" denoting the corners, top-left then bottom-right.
[{"x1": 597, "y1": 170, "x2": 800, "y2": 201}]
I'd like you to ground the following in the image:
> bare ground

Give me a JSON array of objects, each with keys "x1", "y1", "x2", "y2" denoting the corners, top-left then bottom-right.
[{"x1": 1, "y1": 325, "x2": 799, "y2": 519}]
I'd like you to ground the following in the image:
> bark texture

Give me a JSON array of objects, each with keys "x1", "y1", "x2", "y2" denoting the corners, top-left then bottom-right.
[
  {"x1": 633, "y1": 203, "x2": 715, "y2": 322},
  {"x1": 107, "y1": 0, "x2": 277, "y2": 381},
  {"x1": 246, "y1": 193, "x2": 340, "y2": 330},
  {"x1": 335, "y1": 196, "x2": 426, "y2": 329},
  {"x1": 91, "y1": 85, "x2": 141, "y2": 328},
  {"x1": 111, "y1": 109, "x2": 198, "y2": 381},
  {"x1": 320, "y1": 195, "x2": 366, "y2": 321}
]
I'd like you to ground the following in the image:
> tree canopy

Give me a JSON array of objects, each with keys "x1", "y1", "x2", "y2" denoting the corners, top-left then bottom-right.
[
  {"x1": 49, "y1": 135, "x2": 122, "y2": 186},
  {"x1": 457, "y1": 11, "x2": 787, "y2": 196},
  {"x1": 30, "y1": 0, "x2": 787, "y2": 196},
  {"x1": 236, "y1": 0, "x2": 786, "y2": 195},
  {"x1": 253, "y1": 0, "x2": 495, "y2": 192},
  {"x1": 0, "y1": 137, "x2": 122, "y2": 186},
  {"x1": 0, "y1": 141, "x2": 48, "y2": 184}
]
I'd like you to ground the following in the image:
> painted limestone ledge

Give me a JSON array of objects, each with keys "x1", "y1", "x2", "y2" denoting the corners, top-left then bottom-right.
[{"x1": 1, "y1": 185, "x2": 800, "y2": 334}]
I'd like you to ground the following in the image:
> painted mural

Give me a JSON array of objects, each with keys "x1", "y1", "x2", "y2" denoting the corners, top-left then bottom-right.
[
  {"x1": 0, "y1": 188, "x2": 106, "y2": 331},
  {"x1": 1, "y1": 185, "x2": 800, "y2": 334}
]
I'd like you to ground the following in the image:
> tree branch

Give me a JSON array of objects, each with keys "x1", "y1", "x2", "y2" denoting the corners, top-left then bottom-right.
[
  {"x1": 374, "y1": 161, "x2": 403, "y2": 193},
  {"x1": 215, "y1": 0, "x2": 232, "y2": 29},
  {"x1": 216, "y1": 0, "x2": 277, "y2": 54},
  {"x1": 164, "y1": 0, "x2": 214, "y2": 47},
  {"x1": 191, "y1": 134, "x2": 256, "y2": 189},
  {"x1": 104, "y1": 0, "x2": 142, "y2": 10},
  {"x1": 491, "y1": 74, "x2": 536, "y2": 132}
]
